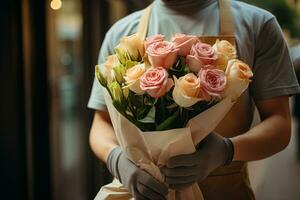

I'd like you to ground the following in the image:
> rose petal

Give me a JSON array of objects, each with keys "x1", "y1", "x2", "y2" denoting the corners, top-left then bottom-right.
[
  {"x1": 225, "y1": 59, "x2": 253, "y2": 101},
  {"x1": 186, "y1": 55, "x2": 205, "y2": 73},
  {"x1": 127, "y1": 79, "x2": 145, "y2": 95}
]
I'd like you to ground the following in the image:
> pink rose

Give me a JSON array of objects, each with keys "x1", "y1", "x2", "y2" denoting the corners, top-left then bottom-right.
[
  {"x1": 140, "y1": 67, "x2": 174, "y2": 98},
  {"x1": 171, "y1": 34, "x2": 199, "y2": 56},
  {"x1": 144, "y1": 34, "x2": 165, "y2": 52},
  {"x1": 199, "y1": 68, "x2": 227, "y2": 99},
  {"x1": 146, "y1": 41, "x2": 179, "y2": 69},
  {"x1": 186, "y1": 42, "x2": 217, "y2": 72}
]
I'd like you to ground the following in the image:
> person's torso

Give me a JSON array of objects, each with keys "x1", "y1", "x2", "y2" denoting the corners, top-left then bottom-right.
[{"x1": 107, "y1": 0, "x2": 274, "y2": 137}]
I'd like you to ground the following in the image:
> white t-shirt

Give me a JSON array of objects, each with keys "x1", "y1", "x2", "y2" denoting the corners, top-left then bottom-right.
[{"x1": 88, "y1": 0, "x2": 300, "y2": 111}]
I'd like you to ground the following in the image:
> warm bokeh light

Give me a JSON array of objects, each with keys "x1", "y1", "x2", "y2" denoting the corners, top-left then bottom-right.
[{"x1": 50, "y1": 0, "x2": 62, "y2": 10}]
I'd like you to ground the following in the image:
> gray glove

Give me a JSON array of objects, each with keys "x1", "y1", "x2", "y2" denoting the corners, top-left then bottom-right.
[
  {"x1": 160, "y1": 133, "x2": 234, "y2": 190},
  {"x1": 107, "y1": 147, "x2": 168, "y2": 200}
]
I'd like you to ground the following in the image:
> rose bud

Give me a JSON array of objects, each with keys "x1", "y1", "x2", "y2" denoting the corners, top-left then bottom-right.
[
  {"x1": 108, "y1": 81, "x2": 124, "y2": 102},
  {"x1": 225, "y1": 59, "x2": 253, "y2": 101},
  {"x1": 104, "y1": 55, "x2": 120, "y2": 84}
]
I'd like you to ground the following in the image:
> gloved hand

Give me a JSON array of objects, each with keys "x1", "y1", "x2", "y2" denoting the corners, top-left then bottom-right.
[
  {"x1": 160, "y1": 133, "x2": 234, "y2": 190},
  {"x1": 107, "y1": 146, "x2": 168, "y2": 200}
]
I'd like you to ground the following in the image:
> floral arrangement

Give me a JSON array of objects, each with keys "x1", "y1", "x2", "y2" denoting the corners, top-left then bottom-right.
[{"x1": 96, "y1": 33, "x2": 253, "y2": 132}]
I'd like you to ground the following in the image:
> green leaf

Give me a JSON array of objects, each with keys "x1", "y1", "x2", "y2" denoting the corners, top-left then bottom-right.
[
  {"x1": 112, "y1": 100, "x2": 126, "y2": 113},
  {"x1": 180, "y1": 108, "x2": 190, "y2": 127},
  {"x1": 169, "y1": 57, "x2": 190, "y2": 78},
  {"x1": 128, "y1": 91, "x2": 143, "y2": 108},
  {"x1": 156, "y1": 110, "x2": 180, "y2": 131},
  {"x1": 138, "y1": 106, "x2": 156, "y2": 123},
  {"x1": 135, "y1": 122, "x2": 156, "y2": 131}
]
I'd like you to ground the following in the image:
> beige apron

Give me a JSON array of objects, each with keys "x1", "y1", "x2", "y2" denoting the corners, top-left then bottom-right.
[
  {"x1": 95, "y1": 0, "x2": 256, "y2": 199},
  {"x1": 138, "y1": 0, "x2": 256, "y2": 199}
]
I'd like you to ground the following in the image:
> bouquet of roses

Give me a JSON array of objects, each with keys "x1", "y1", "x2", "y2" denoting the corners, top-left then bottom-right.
[
  {"x1": 95, "y1": 33, "x2": 253, "y2": 200},
  {"x1": 97, "y1": 34, "x2": 252, "y2": 131}
]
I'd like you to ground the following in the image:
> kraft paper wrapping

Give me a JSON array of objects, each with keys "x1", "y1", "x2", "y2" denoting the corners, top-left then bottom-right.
[{"x1": 94, "y1": 87, "x2": 235, "y2": 200}]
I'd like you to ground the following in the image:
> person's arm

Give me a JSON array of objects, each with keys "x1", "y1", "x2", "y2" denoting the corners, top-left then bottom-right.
[
  {"x1": 89, "y1": 111, "x2": 118, "y2": 163},
  {"x1": 89, "y1": 111, "x2": 168, "y2": 199},
  {"x1": 232, "y1": 96, "x2": 291, "y2": 161},
  {"x1": 161, "y1": 15, "x2": 300, "y2": 189},
  {"x1": 160, "y1": 96, "x2": 292, "y2": 189}
]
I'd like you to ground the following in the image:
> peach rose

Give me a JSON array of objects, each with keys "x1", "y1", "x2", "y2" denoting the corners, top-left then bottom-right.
[
  {"x1": 140, "y1": 67, "x2": 174, "y2": 98},
  {"x1": 172, "y1": 73, "x2": 210, "y2": 107},
  {"x1": 212, "y1": 40, "x2": 237, "y2": 71},
  {"x1": 225, "y1": 59, "x2": 253, "y2": 101},
  {"x1": 186, "y1": 42, "x2": 217, "y2": 73},
  {"x1": 171, "y1": 34, "x2": 199, "y2": 56},
  {"x1": 199, "y1": 68, "x2": 227, "y2": 99},
  {"x1": 124, "y1": 63, "x2": 146, "y2": 95},
  {"x1": 144, "y1": 34, "x2": 165, "y2": 52},
  {"x1": 146, "y1": 41, "x2": 179, "y2": 69}
]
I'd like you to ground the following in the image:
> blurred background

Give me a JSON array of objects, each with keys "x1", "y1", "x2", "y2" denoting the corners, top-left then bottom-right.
[{"x1": 1, "y1": 0, "x2": 299, "y2": 200}]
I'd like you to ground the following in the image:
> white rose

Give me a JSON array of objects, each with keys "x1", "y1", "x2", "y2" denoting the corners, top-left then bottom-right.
[
  {"x1": 213, "y1": 40, "x2": 237, "y2": 71},
  {"x1": 115, "y1": 34, "x2": 144, "y2": 63},
  {"x1": 124, "y1": 63, "x2": 146, "y2": 95}
]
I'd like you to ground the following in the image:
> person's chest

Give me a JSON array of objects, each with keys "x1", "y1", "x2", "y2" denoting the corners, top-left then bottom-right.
[{"x1": 147, "y1": 6, "x2": 255, "y2": 68}]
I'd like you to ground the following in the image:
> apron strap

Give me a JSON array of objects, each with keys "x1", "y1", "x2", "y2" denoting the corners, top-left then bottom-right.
[
  {"x1": 137, "y1": 4, "x2": 153, "y2": 40},
  {"x1": 137, "y1": 0, "x2": 234, "y2": 39},
  {"x1": 219, "y1": 0, "x2": 234, "y2": 35}
]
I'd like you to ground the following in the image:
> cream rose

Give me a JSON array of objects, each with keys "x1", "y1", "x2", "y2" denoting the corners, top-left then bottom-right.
[
  {"x1": 104, "y1": 55, "x2": 120, "y2": 83},
  {"x1": 171, "y1": 34, "x2": 199, "y2": 56},
  {"x1": 199, "y1": 68, "x2": 227, "y2": 99},
  {"x1": 225, "y1": 59, "x2": 253, "y2": 101},
  {"x1": 146, "y1": 41, "x2": 179, "y2": 69},
  {"x1": 140, "y1": 67, "x2": 174, "y2": 98},
  {"x1": 186, "y1": 42, "x2": 218, "y2": 73},
  {"x1": 124, "y1": 63, "x2": 146, "y2": 95},
  {"x1": 144, "y1": 34, "x2": 165, "y2": 52},
  {"x1": 213, "y1": 40, "x2": 237, "y2": 71},
  {"x1": 115, "y1": 33, "x2": 144, "y2": 63},
  {"x1": 172, "y1": 73, "x2": 209, "y2": 107}
]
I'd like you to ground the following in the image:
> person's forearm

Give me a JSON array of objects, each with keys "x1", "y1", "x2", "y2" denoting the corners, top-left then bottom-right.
[
  {"x1": 231, "y1": 113, "x2": 291, "y2": 161},
  {"x1": 89, "y1": 111, "x2": 118, "y2": 163}
]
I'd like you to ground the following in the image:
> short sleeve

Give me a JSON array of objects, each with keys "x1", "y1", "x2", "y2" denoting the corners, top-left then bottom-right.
[
  {"x1": 87, "y1": 33, "x2": 114, "y2": 111},
  {"x1": 250, "y1": 17, "x2": 300, "y2": 101}
]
